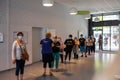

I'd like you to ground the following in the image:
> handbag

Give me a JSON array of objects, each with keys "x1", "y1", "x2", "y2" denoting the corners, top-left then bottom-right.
[{"x1": 17, "y1": 40, "x2": 29, "y2": 61}]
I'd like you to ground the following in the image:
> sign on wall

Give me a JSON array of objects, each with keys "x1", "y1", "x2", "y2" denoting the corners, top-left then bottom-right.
[{"x1": 0, "y1": 32, "x2": 3, "y2": 43}]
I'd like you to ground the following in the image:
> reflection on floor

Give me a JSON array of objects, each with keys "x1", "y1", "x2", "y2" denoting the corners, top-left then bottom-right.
[{"x1": 0, "y1": 51, "x2": 118, "y2": 80}]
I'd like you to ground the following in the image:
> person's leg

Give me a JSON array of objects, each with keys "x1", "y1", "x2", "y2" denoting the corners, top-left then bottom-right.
[
  {"x1": 43, "y1": 62, "x2": 47, "y2": 75},
  {"x1": 80, "y1": 46, "x2": 83, "y2": 57},
  {"x1": 55, "y1": 52, "x2": 60, "y2": 71},
  {"x1": 16, "y1": 60, "x2": 20, "y2": 80},
  {"x1": 51, "y1": 53, "x2": 55, "y2": 68},
  {"x1": 69, "y1": 51, "x2": 72, "y2": 61},
  {"x1": 84, "y1": 46, "x2": 87, "y2": 57},
  {"x1": 93, "y1": 44, "x2": 95, "y2": 53},
  {"x1": 65, "y1": 51, "x2": 68, "y2": 61},
  {"x1": 20, "y1": 59, "x2": 25, "y2": 80},
  {"x1": 60, "y1": 54, "x2": 63, "y2": 63},
  {"x1": 48, "y1": 61, "x2": 53, "y2": 76},
  {"x1": 88, "y1": 46, "x2": 91, "y2": 55}
]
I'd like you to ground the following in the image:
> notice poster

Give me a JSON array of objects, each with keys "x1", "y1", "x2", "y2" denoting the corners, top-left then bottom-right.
[{"x1": 0, "y1": 32, "x2": 3, "y2": 43}]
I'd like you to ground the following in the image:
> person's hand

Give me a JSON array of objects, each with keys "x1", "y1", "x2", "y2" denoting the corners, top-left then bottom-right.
[{"x1": 12, "y1": 59, "x2": 16, "y2": 64}]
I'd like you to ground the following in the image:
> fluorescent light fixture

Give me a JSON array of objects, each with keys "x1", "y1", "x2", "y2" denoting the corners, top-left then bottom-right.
[
  {"x1": 42, "y1": 0, "x2": 54, "y2": 7},
  {"x1": 69, "y1": 8, "x2": 77, "y2": 15}
]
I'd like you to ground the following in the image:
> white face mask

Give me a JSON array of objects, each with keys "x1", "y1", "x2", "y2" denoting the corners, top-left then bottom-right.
[
  {"x1": 18, "y1": 36, "x2": 23, "y2": 40},
  {"x1": 69, "y1": 37, "x2": 72, "y2": 39}
]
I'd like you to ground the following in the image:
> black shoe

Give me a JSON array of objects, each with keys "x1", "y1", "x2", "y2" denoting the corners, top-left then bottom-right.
[
  {"x1": 42, "y1": 72, "x2": 46, "y2": 76},
  {"x1": 85, "y1": 55, "x2": 87, "y2": 57},
  {"x1": 81, "y1": 55, "x2": 83, "y2": 57}
]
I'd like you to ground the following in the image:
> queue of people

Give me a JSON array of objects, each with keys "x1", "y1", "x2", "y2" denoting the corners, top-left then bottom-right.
[{"x1": 12, "y1": 32, "x2": 97, "y2": 80}]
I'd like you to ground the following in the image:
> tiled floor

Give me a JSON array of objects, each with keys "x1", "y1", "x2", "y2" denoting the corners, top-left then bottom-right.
[{"x1": 0, "y1": 51, "x2": 119, "y2": 80}]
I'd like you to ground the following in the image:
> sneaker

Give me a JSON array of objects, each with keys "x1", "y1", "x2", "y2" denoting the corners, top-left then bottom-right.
[
  {"x1": 81, "y1": 55, "x2": 83, "y2": 57},
  {"x1": 85, "y1": 55, "x2": 87, "y2": 57}
]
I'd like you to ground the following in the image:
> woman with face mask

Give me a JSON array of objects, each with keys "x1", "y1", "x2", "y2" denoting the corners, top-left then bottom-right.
[
  {"x1": 51, "y1": 35, "x2": 60, "y2": 72},
  {"x1": 12, "y1": 32, "x2": 28, "y2": 80}
]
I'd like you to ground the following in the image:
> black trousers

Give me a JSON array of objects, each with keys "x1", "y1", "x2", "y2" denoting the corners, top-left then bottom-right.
[
  {"x1": 60, "y1": 54, "x2": 63, "y2": 63},
  {"x1": 65, "y1": 50, "x2": 72, "y2": 61},
  {"x1": 16, "y1": 59, "x2": 25, "y2": 76}
]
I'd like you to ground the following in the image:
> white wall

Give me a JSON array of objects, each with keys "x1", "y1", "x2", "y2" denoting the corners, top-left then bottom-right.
[
  {"x1": 0, "y1": 0, "x2": 10, "y2": 71},
  {"x1": 0, "y1": 0, "x2": 88, "y2": 71}
]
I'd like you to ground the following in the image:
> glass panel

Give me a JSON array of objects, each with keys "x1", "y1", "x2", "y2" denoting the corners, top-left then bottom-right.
[
  {"x1": 111, "y1": 26, "x2": 119, "y2": 51},
  {"x1": 93, "y1": 30, "x2": 102, "y2": 50},
  {"x1": 103, "y1": 27, "x2": 110, "y2": 50}
]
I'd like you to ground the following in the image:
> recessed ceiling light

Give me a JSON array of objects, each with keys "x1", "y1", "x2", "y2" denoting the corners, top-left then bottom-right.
[
  {"x1": 69, "y1": 8, "x2": 77, "y2": 15},
  {"x1": 42, "y1": 0, "x2": 54, "y2": 7}
]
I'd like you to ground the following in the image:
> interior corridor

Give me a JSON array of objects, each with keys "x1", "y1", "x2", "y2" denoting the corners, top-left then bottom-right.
[{"x1": 0, "y1": 51, "x2": 118, "y2": 80}]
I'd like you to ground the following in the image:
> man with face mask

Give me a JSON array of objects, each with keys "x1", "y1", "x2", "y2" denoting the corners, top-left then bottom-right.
[
  {"x1": 79, "y1": 34, "x2": 87, "y2": 57},
  {"x1": 64, "y1": 34, "x2": 74, "y2": 62}
]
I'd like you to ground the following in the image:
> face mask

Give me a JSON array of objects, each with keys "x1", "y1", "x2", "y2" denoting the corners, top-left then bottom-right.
[{"x1": 18, "y1": 36, "x2": 23, "y2": 40}]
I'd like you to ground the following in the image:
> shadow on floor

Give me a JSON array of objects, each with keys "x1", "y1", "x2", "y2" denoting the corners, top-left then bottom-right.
[
  {"x1": 35, "y1": 75, "x2": 59, "y2": 80},
  {"x1": 63, "y1": 61, "x2": 76, "y2": 64},
  {"x1": 51, "y1": 68, "x2": 68, "y2": 72}
]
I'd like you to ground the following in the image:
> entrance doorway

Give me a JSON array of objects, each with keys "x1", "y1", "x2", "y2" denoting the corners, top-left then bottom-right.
[{"x1": 93, "y1": 26, "x2": 119, "y2": 51}]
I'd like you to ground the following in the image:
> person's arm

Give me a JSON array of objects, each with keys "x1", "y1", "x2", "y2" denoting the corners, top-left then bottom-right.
[{"x1": 12, "y1": 41, "x2": 16, "y2": 64}]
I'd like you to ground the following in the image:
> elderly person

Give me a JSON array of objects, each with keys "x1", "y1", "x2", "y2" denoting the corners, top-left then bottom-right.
[
  {"x1": 40, "y1": 32, "x2": 53, "y2": 76},
  {"x1": 12, "y1": 32, "x2": 28, "y2": 80}
]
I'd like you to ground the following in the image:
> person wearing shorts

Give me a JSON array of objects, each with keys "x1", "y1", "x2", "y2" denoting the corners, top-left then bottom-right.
[{"x1": 79, "y1": 34, "x2": 87, "y2": 57}]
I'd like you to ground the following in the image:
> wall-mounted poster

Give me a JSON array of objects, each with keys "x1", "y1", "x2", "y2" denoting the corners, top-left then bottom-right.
[
  {"x1": 0, "y1": 32, "x2": 3, "y2": 43},
  {"x1": 13, "y1": 31, "x2": 28, "y2": 44}
]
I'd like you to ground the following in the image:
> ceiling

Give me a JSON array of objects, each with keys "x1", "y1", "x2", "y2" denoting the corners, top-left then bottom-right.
[{"x1": 55, "y1": 0, "x2": 120, "y2": 14}]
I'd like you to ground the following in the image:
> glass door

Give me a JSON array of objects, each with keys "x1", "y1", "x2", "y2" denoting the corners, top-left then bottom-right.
[
  {"x1": 111, "y1": 26, "x2": 119, "y2": 51},
  {"x1": 93, "y1": 30, "x2": 102, "y2": 50},
  {"x1": 103, "y1": 27, "x2": 111, "y2": 50}
]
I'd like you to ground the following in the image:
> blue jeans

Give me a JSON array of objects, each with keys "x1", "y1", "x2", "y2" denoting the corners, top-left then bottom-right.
[{"x1": 51, "y1": 52, "x2": 60, "y2": 69}]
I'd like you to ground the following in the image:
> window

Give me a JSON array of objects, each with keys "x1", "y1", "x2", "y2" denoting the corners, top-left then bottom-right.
[{"x1": 103, "y1": 15, "x2": 119, "y2": 21}]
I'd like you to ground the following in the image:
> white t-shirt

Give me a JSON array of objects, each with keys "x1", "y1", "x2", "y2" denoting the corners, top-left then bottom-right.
[{"x1": 12, "y1": 40, "x2": 26, "y2": 60}]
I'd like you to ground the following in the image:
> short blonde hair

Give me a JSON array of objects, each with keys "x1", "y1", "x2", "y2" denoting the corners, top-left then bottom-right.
[{"x1": 46, "y1": 32, "x2": 51, "y2": 38}]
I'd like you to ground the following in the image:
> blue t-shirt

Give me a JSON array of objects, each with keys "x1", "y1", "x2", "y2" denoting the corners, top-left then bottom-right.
[{"x1": 40, "y1": 38, "x2": 53, "y2": 54}]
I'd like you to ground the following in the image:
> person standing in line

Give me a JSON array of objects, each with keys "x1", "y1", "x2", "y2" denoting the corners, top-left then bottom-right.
[
  {"x1": 98, "y1": 34, "x2": 103, "y2": 50},
  {"x1": 40, "y1": 32, "x2": 54, "y2": 76},
  {"x1": 58, "y1": 37, "x2": 64, "y2": 63},
  {"x1": 73, "y1": 37, "x2": 79, "y2": 59},
  {"x1": 86, "y1": 36, "x2": 92, "y2": 55},
  {"x1": 51, "y1": 35, "x2": 60, "y2": 71},
  {"x1": 91, "y1": 35, "x2": 96, "y2": 53},
  {"x1": 12, "y1": 32, "x2": 29, "y2": 80},
  {"x1": 79, "y1": 34, "x2": 87, "y2": 57},
  {"x1": 64, "y1": 34, "x2": 74, "y2": 62}
]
